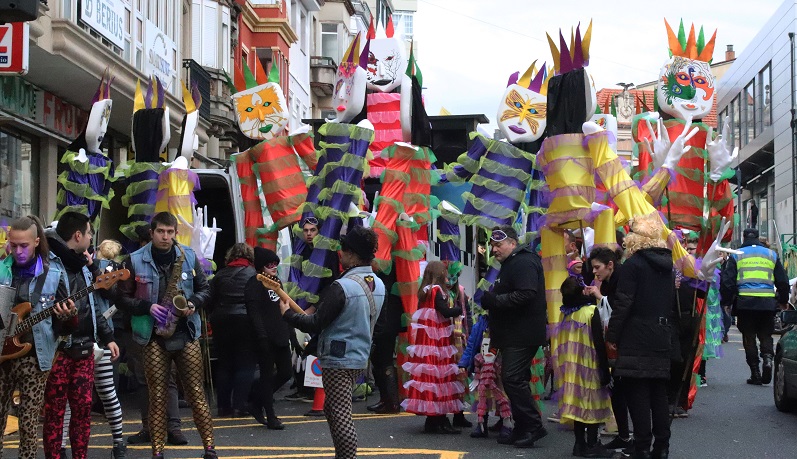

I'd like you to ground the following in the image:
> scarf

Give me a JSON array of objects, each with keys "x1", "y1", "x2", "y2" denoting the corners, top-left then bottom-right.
[
  {"x1": 226, "y1": 258, "x2": 253, "y2": 268},
  {"x1": 48, "y1": 236, "x2": 89, "y2": 272}
]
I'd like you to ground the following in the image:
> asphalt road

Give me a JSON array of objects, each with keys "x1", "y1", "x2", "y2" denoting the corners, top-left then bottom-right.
[{"x1": 4, "y1": 326, "x2": 797, "y2": 458}]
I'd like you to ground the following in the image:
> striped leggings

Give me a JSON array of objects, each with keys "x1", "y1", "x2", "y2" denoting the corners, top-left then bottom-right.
[{"x1": 62, "y1": 349, "x2": 124, "y2": 446}]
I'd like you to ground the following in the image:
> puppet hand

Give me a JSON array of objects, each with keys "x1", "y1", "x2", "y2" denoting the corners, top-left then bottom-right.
[
  {"x1": 582, "y1": 121, "x2": 604, "y2": 135},
  {"x1": 661, "y1": 117, "x2": 698, "y2": 170},
  {"x1": 698, "y1": 217, "x2": 731, "y2": 281},
  {"x1": 706, "y1": 117, "x2": 739, "y2": 182},
  {"x1": 178, "y1": 206, "x2": 221, "y2": 259},
  {"x1": 289, "y1": 124, "x2": 311, "y2": 137}
]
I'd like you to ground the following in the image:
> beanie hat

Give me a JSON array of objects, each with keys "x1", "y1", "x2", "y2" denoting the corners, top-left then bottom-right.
[{"x1": 254, "y1": 247, "x2": 280, "y2": 272}]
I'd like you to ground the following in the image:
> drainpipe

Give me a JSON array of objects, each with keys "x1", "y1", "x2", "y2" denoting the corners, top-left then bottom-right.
[{"x1": 790, "y1": 33, "x2": 797, "y2": 239}]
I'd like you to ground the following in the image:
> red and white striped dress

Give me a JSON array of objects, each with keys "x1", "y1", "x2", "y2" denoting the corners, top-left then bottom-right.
[{"x1": 401, "y1": 285, "x2": 465, "y2": 415}]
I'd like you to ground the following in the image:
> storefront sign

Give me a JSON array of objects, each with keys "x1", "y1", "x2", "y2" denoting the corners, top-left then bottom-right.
[
  {"x1": 0, "y1": 76, "x2": 87, "y2": 139},
  {"x1": 145, "y1": 19, "x2": 176, "y2": 86},
  {"x1": 80, "y1": 0, "x2": 126, "y2": 49},
  {"x1": 0, "y1": 23, "x2": 30, "y2": 75}
]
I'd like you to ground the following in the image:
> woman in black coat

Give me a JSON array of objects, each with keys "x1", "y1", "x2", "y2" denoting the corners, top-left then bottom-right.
[
  {"x1": 244, "y1": 247, "x2": 293, "y2": 429},
  {"x1": 606, "y1": 214, "x2": 679, "y2": 459}
]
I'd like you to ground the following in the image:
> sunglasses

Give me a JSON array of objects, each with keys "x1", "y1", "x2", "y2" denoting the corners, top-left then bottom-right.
[
  {"x1": 490, "y1": 230, "x2": 509, "y2": 243},
  {"x1": 265, "y1": 262, "x2": 279, "y2": 269},
  {"x1": 302, "y1": 217, "x2": 319, "y2": 227}
]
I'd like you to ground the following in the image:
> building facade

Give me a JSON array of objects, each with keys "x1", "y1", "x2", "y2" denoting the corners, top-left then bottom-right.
[
  {"x1": 0, "y1": 0, "x2": 241, "y2": 221},
  {"x1": 716, "y1": 0, "x2": 795, "y2": 243}
]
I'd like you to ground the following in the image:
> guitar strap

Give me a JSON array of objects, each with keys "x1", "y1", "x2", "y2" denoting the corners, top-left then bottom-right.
[
  {"x1": 31, "y1": 264, "x2": 50, "y2": 309},
  {"x1": 346, "y1": 274, "x2": 378, "y2": 337}
]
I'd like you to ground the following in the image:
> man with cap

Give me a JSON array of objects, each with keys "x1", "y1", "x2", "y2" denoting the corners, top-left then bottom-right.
[
  {"x1": 721, "y1": 227, "x2": 789, "y2": 385},
  {"x1": 279, "y1": 226, "x2": 385, "y2": 459},
  {"x1": 481, "y1": 225, "x2": 548, "y2": 448}
]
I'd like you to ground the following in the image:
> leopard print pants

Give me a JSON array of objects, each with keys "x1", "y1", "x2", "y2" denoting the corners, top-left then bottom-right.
[{"x1": 0, "y1": 355, "x2": 50, "y2": 459}]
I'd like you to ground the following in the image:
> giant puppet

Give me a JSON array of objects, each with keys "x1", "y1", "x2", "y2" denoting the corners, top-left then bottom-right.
[
  {"x1": 55, "y1": 71, "x2": 117, "y2": 227},
  {"x1": 227, "y1": 58, "x2": 317, "y2": 251},
  {"x1": 284, "y1": 33, "x2": 375, "y2": 307},
  {"x1": 631, "y1": 19, "x2": 738, "y2": 409}
]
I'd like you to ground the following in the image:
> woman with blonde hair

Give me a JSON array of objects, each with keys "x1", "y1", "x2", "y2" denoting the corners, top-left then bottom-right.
[
  {"x1": 606, "y1": 214, "x2": 678, "y2": 459},
  {"x1": 402, "y1": 261, "x2": 466, "y2": 434}
]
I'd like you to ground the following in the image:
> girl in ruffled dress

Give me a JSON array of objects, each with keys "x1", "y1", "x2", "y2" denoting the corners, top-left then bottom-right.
[{"x1": 402, "y1": 261, "x2": 465, "y2": 434}]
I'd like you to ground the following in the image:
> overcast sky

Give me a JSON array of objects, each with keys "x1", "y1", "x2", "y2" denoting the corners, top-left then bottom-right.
[{"x1": 414, "y1": 0, "x2": 784, "y2": 127}]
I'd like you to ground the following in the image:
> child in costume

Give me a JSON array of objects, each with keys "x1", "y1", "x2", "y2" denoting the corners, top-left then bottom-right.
[
  {"x1": 402, "y1": 261, "x2": 465, "y2": 434},
  {"x1": 446, "y1": 263, "x2": 472, "y2": 429},
  {"x1": 469, "y1": 334, "x2": 512, "y2": 439},
  {"x1": 555, "y1": 277, "x2": 613, "y2": 458}
]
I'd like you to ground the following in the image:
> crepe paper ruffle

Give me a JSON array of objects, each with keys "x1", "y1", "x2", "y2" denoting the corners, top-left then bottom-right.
[
  {"x1": 407, "y1": 344, "x2": 460, "y2": 359},
  {"x1": 402, "y1": 361, "x2": 460, "y2": 379},
  {"x1": 55, "y1": 151, "x2": 118, "y2": 225},
  {"x1": 55, "y1": 180, "x2": 114, "y2": 210},
  {"x1": 400, "y1": 399, "x2": 466, "y2": 417}
]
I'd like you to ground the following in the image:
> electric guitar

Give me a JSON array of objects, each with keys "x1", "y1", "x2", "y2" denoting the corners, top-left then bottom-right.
[
  {"x1": 256, "y1": 274, "x2": 306, "y2": 315},
  {"x1": 0, "y1": 268, "x2": 130, "y2": 364}
]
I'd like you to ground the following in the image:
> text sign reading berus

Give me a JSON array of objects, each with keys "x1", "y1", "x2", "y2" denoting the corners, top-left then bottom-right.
[
  {"x1": 80, "y1": 0, "x2": 126, "y2": 49},
  {"x1": 0, "y1": 23, "x2": 30, "y2": 76}
]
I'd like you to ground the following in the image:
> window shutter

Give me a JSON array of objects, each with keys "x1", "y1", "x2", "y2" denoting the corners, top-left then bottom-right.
[
  {"x1": 201, "y1": 0, "x2": 219, "y2": 68},
  {"x1": 191, "y1": 0, "x2": 202, "y2": 62}
]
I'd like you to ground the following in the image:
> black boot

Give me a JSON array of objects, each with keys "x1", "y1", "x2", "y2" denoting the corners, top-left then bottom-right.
[
  {"x1": 452, "y1": 412, "x2": 473, "y2": 428},
  {"x1": 747, "y1": 364, "x2": 763, "y2": 385},
  {"x1": 651, "y1": 446, "x2": 670, "y2": 459},
  {"x1": 367, "y1": 365, "x2": 388, "y2": 412},
  {"x1": 424, "y1": 415, "x2": 442, "y2": 433},
  {"x1": 374, "y1": 366, "x2": 401, "y2": 414},
  {"x1": 762, "y1": 354, "x2": 774, "y2": 385},
  {"x1": 439, "y1": 416, "x2": 462, "y2": 434}
]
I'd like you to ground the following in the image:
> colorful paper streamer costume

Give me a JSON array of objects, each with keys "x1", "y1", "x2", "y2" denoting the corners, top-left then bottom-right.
[{"x1": 54, "y1": 70, "x2": 117, "y2": 227}]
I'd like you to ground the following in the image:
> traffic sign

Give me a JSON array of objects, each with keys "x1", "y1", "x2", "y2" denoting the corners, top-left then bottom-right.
[{"x1": 0, "y1": 22, "x2": 29, "y2": 75}]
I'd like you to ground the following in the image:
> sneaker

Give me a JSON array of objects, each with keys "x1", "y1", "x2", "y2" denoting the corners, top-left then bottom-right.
[
  {"x1": 112, "y1": 440, "x2": 127, "y2": 459},
  {"x1": 167, "y1": 430, "x2": 188, "y2": 445},
  {"x1": 546, "y1": 412, "x2": 560, "y2": 423},
  {"x1": 700, "y1": 377, "x2": 708, "y2": 387},
  {"x1": 604, "y1": 436, "x2": 633, "y2": 451},
  {"x1": 582, "y1": 442, "x2": 614, "y2": 458},
  {"x1": 127, "y1": 430, "x2": 151, "y2": 444},
  {"x1": 203, "y1": 447, "x2": 218, "y2": 459},
  {"x1": 284, "y1": 391, "x2": 305, "y2": 401},
  {"x1": 59, "y1": 448, "x2": 69, "y2": 459}
]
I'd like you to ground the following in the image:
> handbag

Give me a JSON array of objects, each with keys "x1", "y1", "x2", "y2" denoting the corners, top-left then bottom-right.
[{"x1": 63, "y1": 337, "x2": 95, "y2": 360}]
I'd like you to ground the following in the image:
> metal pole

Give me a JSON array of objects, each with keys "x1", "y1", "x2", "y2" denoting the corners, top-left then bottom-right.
[{"x1": 789, "y1": 32, "x2": 797, "y2": 237}]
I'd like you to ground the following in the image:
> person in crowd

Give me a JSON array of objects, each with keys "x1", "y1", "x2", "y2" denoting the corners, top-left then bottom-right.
[
  {"x1": 117, "y1": 212, "x2": 217, "y2": 459},
  {"x1": 606, "y1": 214, "x2": 678, "y2": 459},
  {"x1": 480, "y1": 225, "x2": 548, "y2": 448},
  {"x1": 0, "y1": 215, "x2": 76, "y2": 459},
  {"x1": 279, "y1": 226, "x2": 385, "y2": 459},
  {"x1": 557, "y1": 277, "x2": 613, "y2": 458},
  {"x1": 447, "y1": 264, "x2": 472, "y2": 429},
  {"x1": 245, "y1": 247, "x2": 293, "y2": 429},
  {"x1": 42, "y1": 213, "x2": 120, "y2": 459},
  {"x1": 721, "y1": 227, "x2": 789, "y2": 386},
  {"x1": 367, "y1": 269, "x2": 403, "y2": 415},
  {"x1": 585, "y1": 247, "x2": 632, "y2": 453},
  {"x1": 58, "y1": 238, "x2": 127, "y2": 458},
  {"x1": 208, "y1": 243, "x2": 257, "y2": 418},
  {"x1": 122, "y1": 226, "x2": 186, "y2": 447},
  {"x1": 402, "y1": 261, "x2": 465, "y2": 434}
]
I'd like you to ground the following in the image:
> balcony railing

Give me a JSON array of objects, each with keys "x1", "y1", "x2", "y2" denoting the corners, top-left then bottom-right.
[
  {"x1": 310, "y1": 56, "x2": 337, "y2": 97},
  {"x1": 183, "y1": 59, "x2": 212, "y2": 120},
  {"x1": 351, "y1": 1, "x2": 371, "y2": 23}
]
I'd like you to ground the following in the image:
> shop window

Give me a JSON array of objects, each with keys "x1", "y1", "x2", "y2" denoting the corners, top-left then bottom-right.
[
  {"x1": 745, "y1": 80, "x2": 755, "y2": 142},
  {"x1": 759, "y1": 64, "x2": 771, "y2": 128},
  {"x1": 0, "y1": 131, "x2": 37, "y2": 218},
  {"x1": 321, "y1": 23, "x2": 339, "y2": 63},
  {"x1": 758, "y1": 194, "x2": 768, "y2": 239}
]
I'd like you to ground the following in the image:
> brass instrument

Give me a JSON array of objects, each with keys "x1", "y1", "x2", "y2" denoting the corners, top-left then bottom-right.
[{"x1": 155, "y1": 240, "x2": 189, "y2": 338}]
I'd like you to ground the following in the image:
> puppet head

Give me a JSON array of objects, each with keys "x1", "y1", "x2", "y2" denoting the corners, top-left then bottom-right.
[
  {"x1": 497, "y1": 61, "x2": 551, "y2": 143},
  {"x1": 657, "y1": 19, "x2": 717, "y2": 120},
  {"x1": 481, "y1": 336, "x2": 496, "y2": 364},
  {"x1": 365, "y1": 17, "x2": 408, "y2": 93},
  {"x1": 333, "y1": 33, "x2": 369, "y2": 123},
  {"x1": 179, "y1": 81, "x2": 202, "y2": 159},
  {"x1": 546, "y1": 21, "x2": 597, "y2": 129},
  {"x1": 85, "y1": 70, "x2": 114, "y2": 154},
  {"x1": 132, "y1": 77, "x2": 171, "y2": 162},
  {"x1": 399, "y1": 42, "x2": 431, "y2": 145},
  {"x1": 229, "y1": 58, "x2": 288, "y2": 140}
]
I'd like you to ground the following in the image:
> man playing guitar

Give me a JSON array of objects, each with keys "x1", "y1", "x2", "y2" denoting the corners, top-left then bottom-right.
[{"x1": 0, "y1": 215, "x2": 76, "y2": 459}]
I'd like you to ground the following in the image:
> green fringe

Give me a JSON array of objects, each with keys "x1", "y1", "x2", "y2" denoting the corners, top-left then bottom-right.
[
  {"x1": 469, "y1": 174, "x2": 526, "y2": 201},
  {"x1": 312, "y1": 234, "x2": 342, "y2": 251},
  {"x1": 319, "y1": 122, "x2": 376, "y2": 143},
  {"x1": 393, "y1": 246, "x2": 426, "y2": 262}
]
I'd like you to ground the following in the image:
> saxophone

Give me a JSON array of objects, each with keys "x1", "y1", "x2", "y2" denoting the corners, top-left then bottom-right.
[{"x1": 155, "y1": 240, "x2": 189, "y2": 338}]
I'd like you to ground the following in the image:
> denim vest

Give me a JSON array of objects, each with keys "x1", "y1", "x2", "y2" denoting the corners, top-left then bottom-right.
[
  {"x1": 317, "y1": 266, "x2": 385, "y2": 370},
  {"x1": 128, "y1": 243, "x2": 199, "y2": 345},
  {"x1": 0, "y1": 253, "x2": 70, "y2": 371},
  {"x1": 94, "y1": 259, "x2": 114, "y2": 333}
]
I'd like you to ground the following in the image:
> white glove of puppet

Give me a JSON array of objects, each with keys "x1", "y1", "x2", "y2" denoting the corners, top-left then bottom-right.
[
  {"x1": 177, "y1": 205, "x2": 221, "y2": 260},
  {"x1": 706, "y1": 117, "x2": 739, "y2": 182},
  {"x1": 643, "y1": 115, "x2": 698, "y2": 170},
  {"x1": 698, "y1": 216, "x2": 732, "y2": 282}
]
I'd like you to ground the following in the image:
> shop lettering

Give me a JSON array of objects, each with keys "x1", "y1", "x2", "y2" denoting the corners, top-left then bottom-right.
[
  {"x1": 83, "y1": 0, "x2": 124, "y2": 42},
  {"x1": 40, "y1": 92, "x2": 86, "y2": 138},
  {"x1": 0, "y1": 76, "x2": 36, "y2": 119},
  {"x1": 148, "y1": 47, "x2": 172, "y2": 76}
]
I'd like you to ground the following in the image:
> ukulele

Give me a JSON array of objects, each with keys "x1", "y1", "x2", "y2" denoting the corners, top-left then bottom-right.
[
  {"x1": 256, "y1": 274, "x2": 306, "y2": 315},
  {"x1": 0, "y1": 269, "x2": 130, "y2": 364}
]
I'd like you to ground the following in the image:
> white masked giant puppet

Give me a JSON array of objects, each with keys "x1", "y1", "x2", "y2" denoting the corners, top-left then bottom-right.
[
  {"x1": 228, "y1": 57, "x2": 317, "y2": 251},
  {"x1": 55, "y1": 71, "x2": 117, "y2": 227}
]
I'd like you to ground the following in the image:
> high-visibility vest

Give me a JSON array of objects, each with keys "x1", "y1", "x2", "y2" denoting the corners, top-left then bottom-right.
[{"x1": 734, "y1": 245, "x2": 777, "y2": 298}]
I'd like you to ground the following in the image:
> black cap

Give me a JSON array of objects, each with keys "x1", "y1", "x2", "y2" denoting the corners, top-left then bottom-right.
[
  {"x1": 254, "y1": 247, "x2": 280, "y2": 272},
  {"x1": 490, "y1": 225, "x2": 518, "y2": 243},
  {"x1": 743, "y1": 228, "x2": 760, "y2": 240},
  {"x1": 340, "y1": 226, "x2": 377, "y2": 263}
]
